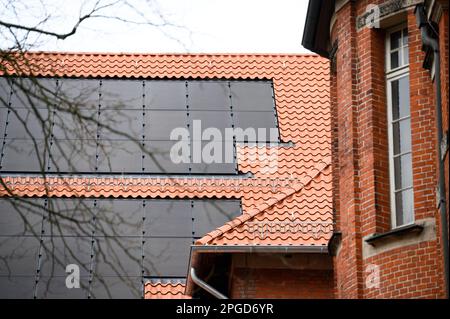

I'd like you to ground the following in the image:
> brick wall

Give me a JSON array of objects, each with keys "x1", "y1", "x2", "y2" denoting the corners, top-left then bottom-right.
[
  {"x1": 365, "y1": 241, "x2": 443, "y2": 298},
  {"x1": 355, "y1": 18, "x2": 390, "y2": 237},
  {"x1": 332, "y1": 1, "x2": 364, "y2": 299},
  {"x1": 230, "y1": 268, "x2": 334, "y2": 299},
  {"x1": 331, "y1": 0, "x2": 446, "y2": 299}
]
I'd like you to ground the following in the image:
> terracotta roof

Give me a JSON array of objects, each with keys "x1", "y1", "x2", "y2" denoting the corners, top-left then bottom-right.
[
  {"x1": 144, "y1": 279, "x2": 191, "y2": 299},
  {"x1": 196, "y1": 159, "x2": 332, "y2": 246},
  {"x1": 1, "y1": 52, "x2": 332, "y2": 298}
]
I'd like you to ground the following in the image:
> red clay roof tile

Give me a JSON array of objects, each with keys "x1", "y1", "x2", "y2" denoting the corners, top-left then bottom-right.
[
  {"x1": 195, "y1": 159, "x2": 331, "y2": 246},
  {"x1": 1, "y1": 52, "x2": 332, "y2": 299},
  {"x1": 144, "y1": 280, "x2": 191, "y2": 299}
]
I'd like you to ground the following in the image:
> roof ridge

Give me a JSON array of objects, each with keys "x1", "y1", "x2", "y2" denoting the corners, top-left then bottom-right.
[{"x1": 195, "y1": 158, "x2": 331, "y2": 245}]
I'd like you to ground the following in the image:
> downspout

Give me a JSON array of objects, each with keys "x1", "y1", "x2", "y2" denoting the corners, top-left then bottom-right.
[
  {"x1": 415, "y1": 4, "x2": 449, "y2": 298},
  {"x1": 190, "y1": 267, "x2": 228, "y2": 299}
]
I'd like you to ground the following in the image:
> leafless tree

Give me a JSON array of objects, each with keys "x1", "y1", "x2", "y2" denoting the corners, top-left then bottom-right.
[{"x1": 0, "y1": 0, "x2": 193, "y2": 299}]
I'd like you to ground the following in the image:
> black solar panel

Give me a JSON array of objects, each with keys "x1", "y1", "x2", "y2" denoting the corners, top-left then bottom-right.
[
  {"x1": 0, "y1": 197, "x2": 241, "y2": 298},
  {"x1": 0, "y1": 77, "x2": 278, "y2": 174}
]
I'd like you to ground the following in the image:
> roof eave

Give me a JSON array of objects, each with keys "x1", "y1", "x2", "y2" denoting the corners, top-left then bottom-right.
[
  {"x1": 184, "y1": 244, "x2": 329, "y2": 296},
  {"x1": 191, "y1": 244, "x2": 329, "y2": 254},
  {"x1": 301, "y1": 0, "x2": 335, "y2": 58}
]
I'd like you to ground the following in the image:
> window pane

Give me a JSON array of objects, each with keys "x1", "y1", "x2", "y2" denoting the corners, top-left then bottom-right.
[
  {"x1": 145, "y1": 110, "x2": 187, "y2": 141},
  {"x1": 0, "y1": 276, "x2": 35, "y2": 299},
  {"x1": 403, "y1": 46, "x2": 409, "y2": 65},
  {"x1": 231, "y1": 81, "x2": 274, "y2": 111},
  {"x1": 391, "y1": 76, "x2": 410, "y2": 120},
  {"x1": 1, "y1": 138, "x2": 49, "y2": 172},
  {"x1": 6, "y1": 108, "x2": 51, "y2": 139},
  {"x1": 188, "y1": 81, "x2": 230, "y2": 110},
  {"x1": 395, "y1": 188, "x2": 414, "y2": 226},
  {"x1": 40, "y1": 236, "x2": 91, "y2": 276},
  {"x1": 391, "y1": 80, "x2": 399, "y2": 119},
  {"x1": 49, "y1": 139, "x2": 97, "y2": 173},
  {"x1": 145, "y1": 200, "x2": 191, "y2": 237},
  {"x1": 390, "y1": 30, "x2": 401, "y2": 50},
  {"x1": 394, "y1": 153, "x2": 413, "y2": 190},
  {"x1": 146, "y1": 81, "x2": 186, "y2": 110},
  {"x1": 0, "y1": 236, "x2": 40, "y2": 276},
  {"x1": 393, "y1": 118, "x2": 411, "y2": 154},
  {"x1": 144, "y1": 237, "x2": 191, "y2": 277},
  {"x1": 389, "y1": 29, "x2": 408, "y2": 70},
  {"x1": 402, "y1": 88, "x2": 411, "y2": 117},
  {"x1": 99, "y1": 110, "x2": 142, "y2": 140},
  {"x1": 101, "y1": 80, "x2": 142, "y2": 109},
  {"x1": 390, "y1": 51, "x2": 399, "y2": 69},
  {"x1": 36, "y1": 276, "x2": 89, "y2": 299}
]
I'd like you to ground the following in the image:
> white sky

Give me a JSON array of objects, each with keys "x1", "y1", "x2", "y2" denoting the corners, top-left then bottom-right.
[{"x1": 1, "y1": 0, "x2": 311, "y2": 54}]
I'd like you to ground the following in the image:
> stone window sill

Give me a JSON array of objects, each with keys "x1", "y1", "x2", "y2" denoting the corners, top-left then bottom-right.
[{"x1": 365, "y1": 223, "x2": 424, "y2": 246}]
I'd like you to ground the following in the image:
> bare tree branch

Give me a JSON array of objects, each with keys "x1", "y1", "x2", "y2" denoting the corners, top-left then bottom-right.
[
  {"x1": 0, "y1": 0, "x2": 192, "y2": 299},
  {"x1": 0, "y1": 0, "x2": 122, "y2": 40}
]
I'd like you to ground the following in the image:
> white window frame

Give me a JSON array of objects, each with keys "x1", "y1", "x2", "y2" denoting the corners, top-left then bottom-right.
[
  {"x1": 385, "y1": 24, "x2": 409, "y2": 73},
  {"x1": 385, "y1": 24, "x2": 415, "y2": 229}
]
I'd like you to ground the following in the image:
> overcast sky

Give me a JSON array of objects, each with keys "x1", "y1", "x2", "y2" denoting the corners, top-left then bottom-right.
[{"x1": 1, "y1": 0, "x2": 311, "y2": 54}]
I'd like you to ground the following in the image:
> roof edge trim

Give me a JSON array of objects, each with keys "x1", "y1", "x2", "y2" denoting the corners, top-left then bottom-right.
[
  {"x1": 301, "y1": 0, "x2": 335, "y2": 57},
  {"x1": 191, "y1": 245, "x2": 329, "y2": 254}
]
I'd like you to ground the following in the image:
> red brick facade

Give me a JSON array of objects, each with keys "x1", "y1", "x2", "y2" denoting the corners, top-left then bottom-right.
[
  {"x1": 364, "y1": 241, "x2": 442, "y2": 298},
  {"x1": 330, "y1": 0, "x2": 448, "y2": 299},
  {"x1": 230, "y1": 268, "x2": 334, "y2": 299},
  {"x1": 228, "y1": 254, "x2": 334, "y2": 299}
]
